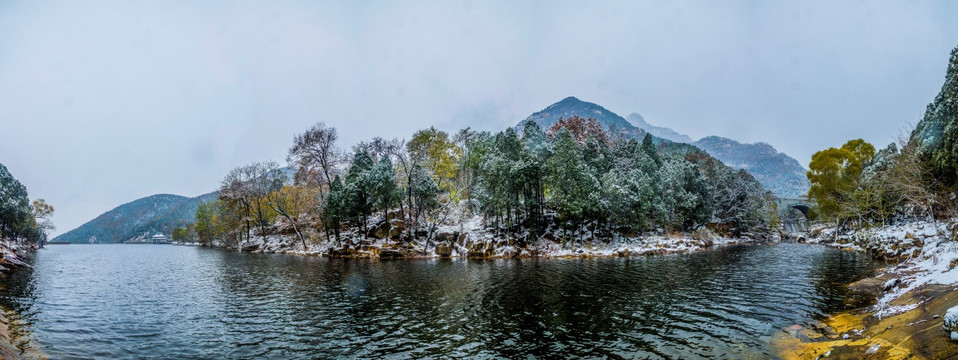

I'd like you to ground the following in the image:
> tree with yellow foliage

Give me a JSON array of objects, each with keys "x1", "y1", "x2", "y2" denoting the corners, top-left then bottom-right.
[
  {"x1": 806, "y1": 139, "x2": 875, "y2": 220},
  {"x1": 267, "y1": 185, "x2": 319, "y2": 251},
  {"x1": 408, "y1": 127, "x2": 462, "y2": 192}
]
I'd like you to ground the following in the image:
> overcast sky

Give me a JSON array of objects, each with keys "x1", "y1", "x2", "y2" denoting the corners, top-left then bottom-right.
[{"x1": 2, "y1": 1, "x2": 957, "y2": 237}]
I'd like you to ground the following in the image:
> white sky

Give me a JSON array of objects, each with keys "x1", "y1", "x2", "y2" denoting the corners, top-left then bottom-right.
[{"x1": 2, "y1": 0, "x2": 957, "y2": 236}]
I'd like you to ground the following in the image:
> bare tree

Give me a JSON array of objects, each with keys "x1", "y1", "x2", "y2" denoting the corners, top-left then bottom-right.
[
  {"x1": 381, "y1": 138, "x2": 411, "y2": 219},
  {"x1": 30, "y1": 199, "x2": 55, "y2": 237},
  {"x1": 220, "y1": 166, "x2": 256, "y2": 248},
  {"x1": 889, "y1": 133, "x2": 944, "y2": 223},
  {"x1": 247, "y1": 161, "x2": 285, "y2": 246},
  {"x1": 220, "y1": 162, "x2": 284, "y2": 248},
  {"x1": 287, "y1": 122, "x2": 341, "y2": 189}
]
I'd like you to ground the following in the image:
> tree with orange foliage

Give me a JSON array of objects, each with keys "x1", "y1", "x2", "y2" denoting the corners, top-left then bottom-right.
[{"x1": 545, "y1": 116, "x2": 610, "y2": 145}]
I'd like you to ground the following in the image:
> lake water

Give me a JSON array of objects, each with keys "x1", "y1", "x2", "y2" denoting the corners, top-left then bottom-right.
[{"x1": 0, "y1": 243, "x2": 878, "y2": 359}]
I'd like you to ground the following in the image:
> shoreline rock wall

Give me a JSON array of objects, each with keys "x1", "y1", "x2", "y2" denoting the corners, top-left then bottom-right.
[{"x1": 228, "y1": 221, "x2": 765, "y2": 260}]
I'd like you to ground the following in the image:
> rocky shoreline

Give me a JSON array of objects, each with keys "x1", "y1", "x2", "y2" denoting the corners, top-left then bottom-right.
[
  {"x1": 226, "y1": 214, "x2": 771, "y2": 260},
  {"x1": 776, "y1": 220, "x2": 958, "y2": 359},
  {"x1": 0, "y1": 240, "x2": 44, "y2": 360}
]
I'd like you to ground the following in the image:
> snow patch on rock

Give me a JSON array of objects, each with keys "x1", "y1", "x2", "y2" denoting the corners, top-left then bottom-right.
[
  {"x1": 945, "y1": 306, "x2": 958, "y2": 341},
  {"x1": 811, "y1": 220, "x2": 958, "y2": 317}
]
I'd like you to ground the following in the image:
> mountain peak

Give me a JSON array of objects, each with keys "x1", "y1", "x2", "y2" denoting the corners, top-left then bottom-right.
[
  {"x1": 626, "y1": 113, "x2": 647, "y2": 125},
  {"x1": 521, "y1": 97, "x2": 639, "y2": 137}
]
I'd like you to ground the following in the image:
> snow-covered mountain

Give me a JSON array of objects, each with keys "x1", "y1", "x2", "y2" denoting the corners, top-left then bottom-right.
[{"x1": 517, "y1": 97, "x2": 810, "y2": 198}]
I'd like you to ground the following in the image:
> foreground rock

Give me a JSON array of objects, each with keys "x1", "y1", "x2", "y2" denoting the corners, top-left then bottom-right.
[
  {"x1": 774, "y1": 284, "x2": 958, "y2": 359},
  {"x1": 946, "y1": 306, "x2": 958, "y2": 342},
  {"x1": 776, "y1": 219, "x2": 958, "y2": 359},
  {"x1": 0, "y1": 239, "x2": 43, "y2": 359}
]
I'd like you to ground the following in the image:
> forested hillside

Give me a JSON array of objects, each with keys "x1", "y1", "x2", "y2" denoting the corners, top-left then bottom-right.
[
  {"x1": 518, "y1": 97, "x2": 808, "y2": 198},
  {"x1": 693, "y1": 136, "x2": 810, "y2": 198},
  {"x1": 52, "y1": 192, "x2": 217, "y2": 244}
]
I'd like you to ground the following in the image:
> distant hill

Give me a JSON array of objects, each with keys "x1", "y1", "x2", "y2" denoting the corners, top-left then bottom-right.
[
  {"x1": 52, "y1": 192, "x2": 218, "y2": 244},
  {"x1": 516, "y1": 97, "x2": 810, "y2": 198},
  {"x1": 692, "y1": 136, "x2": 810, "y2": 198},
  {"x1": 626, "y1": 113, "x2": 693, "y2": 143},
  {"x1": 54, "y1": 166, "x2": 295, "y2": 244}
]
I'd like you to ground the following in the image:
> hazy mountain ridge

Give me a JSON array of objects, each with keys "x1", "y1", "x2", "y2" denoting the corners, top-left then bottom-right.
[
  {"x1": 693, "y1": 136, "x2": 810, "y2": 198},
  {"x1": 52, "y1": 192, "x2": 218, "y2": 244},
  {"x1": 517, "y1": 97, "x2": 810, "y2": 198}
]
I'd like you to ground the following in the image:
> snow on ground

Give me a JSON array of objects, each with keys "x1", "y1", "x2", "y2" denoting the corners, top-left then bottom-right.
[
  {"x1": 228, "y1": 214, "x2": 759, "y2": 259},
  {"x1": 810, "y1": 220, "x2": 958, "y2": 317}
]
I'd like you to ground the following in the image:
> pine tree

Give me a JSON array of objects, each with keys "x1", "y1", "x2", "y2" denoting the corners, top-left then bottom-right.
[
  {"x1": 658, "y1": 158, "x2": 710, "y2": 231},
  {"x1": 345, "y1": 151, "x2": 376, "y2": 236},
  {"x1": 325, "y1": 175, "x2": 347, "y2": 243},
  {"x1": 641, "y1": 133, "x2": 662, "y2": 166},
  {"x1": 370, "y1": 156, "x2": 400, "y2": 214},
  {"x1": 545, "y1": 129, "x2": 593, "y2": 238}
]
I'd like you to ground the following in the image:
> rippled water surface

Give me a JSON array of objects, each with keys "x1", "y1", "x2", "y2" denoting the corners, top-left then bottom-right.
[{"x1": 0, "y1": 243, "x2": 877, "y2": 359}]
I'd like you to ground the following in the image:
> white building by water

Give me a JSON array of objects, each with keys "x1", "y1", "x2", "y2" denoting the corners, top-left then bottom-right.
[{"x1": 151, "y1": 233, "x2": 171, "y2": 244}]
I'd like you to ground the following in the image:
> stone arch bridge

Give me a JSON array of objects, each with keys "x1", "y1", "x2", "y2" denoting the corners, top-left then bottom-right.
[{"x1": 775, "y1": 197, "x2": 814, "y2": 233}]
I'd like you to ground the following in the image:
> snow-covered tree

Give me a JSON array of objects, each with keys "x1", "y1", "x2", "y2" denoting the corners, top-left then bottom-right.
[
  {"x1": 658, "y1": 158, "x2": 710, "y2": 231},
  {"x1": 545, "y1": 129, "x2": 596, "y2": 237}
]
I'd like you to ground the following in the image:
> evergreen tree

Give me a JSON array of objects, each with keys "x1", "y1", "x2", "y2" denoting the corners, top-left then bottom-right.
[
  {"x1": 658, "y1": 158, "x2": 710, "y2": 231},
  {"x1": 641, "y1": 133, "x2": 662, "y2": 166},
  {"x1": 345, "y1": 151, "x2": 377, "y2": 236},
  {"x1": 545, "y1": 129, "x2": 594, "y2": 237},
  {"x1": 0, "y1": 162, "x2": 33, "y2": 240},
  {"x1": 325, "y1": 175, "x2": 348, "y2": 243},
  {"x1": 913, "y1": 46, "x2": 958, "y2": 190},
  {"x1": 409, "y1": 164, "x2": 439, "y2": 227},
  {"x1": 370, "y1": 156, "x2": 400, "y2": 214}
]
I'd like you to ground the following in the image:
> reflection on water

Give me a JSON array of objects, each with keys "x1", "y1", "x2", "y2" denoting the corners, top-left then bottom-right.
[{"x1": 0, "y1": 243, "x2": 877, "y2": 359}]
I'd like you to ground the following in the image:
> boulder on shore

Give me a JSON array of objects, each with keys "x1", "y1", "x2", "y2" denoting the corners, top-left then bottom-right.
[
  {"x1": 379, "y1": 249, "x2": 404, "y2": 259},
  {"x1": 848, "y1": 274, "x2": 901, "y2": 298},
  {"x1": 435, "y1": 244, "x2": 452, "y2": 257},
  {"x1": 945, "y1": 306, "x2": 958, "y2": 342},
  {"x1": 368, "y1": 221, "x2": 390, "y2": 239}
]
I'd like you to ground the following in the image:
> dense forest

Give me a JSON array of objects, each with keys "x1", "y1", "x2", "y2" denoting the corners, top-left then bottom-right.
[
  {"x1": 0, "y1": 162, "x2": 53, "y2": 246},
  {"x1": 805, "y1": 45, "x2": 958, "y2": 228},
  {"x1": 183, "y1": 115, "x2": 778, "y2": 251}
]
